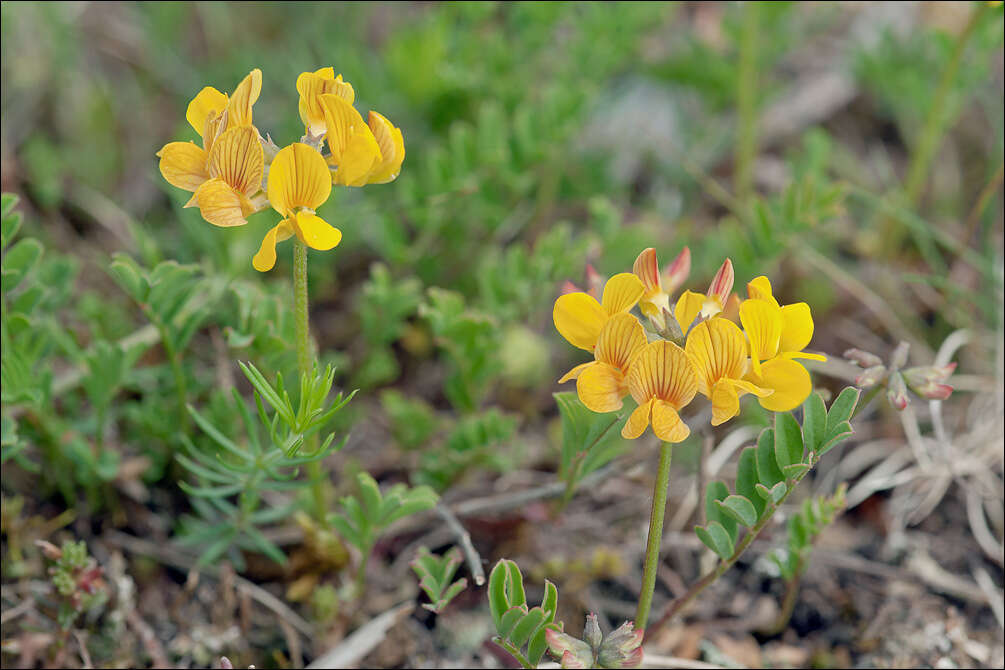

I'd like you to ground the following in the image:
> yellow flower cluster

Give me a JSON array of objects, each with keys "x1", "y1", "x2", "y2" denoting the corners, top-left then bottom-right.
[
  {"x1": 554, "y1": 248, "x2": 825, "y2": 443},
  {"x1": 157, "y1": 68, "x2": 404, "y2": 271}
]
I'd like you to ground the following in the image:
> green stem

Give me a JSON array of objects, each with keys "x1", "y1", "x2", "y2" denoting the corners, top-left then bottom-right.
[
  {"x1": 881, "y1": 2, "x2": 990, "y2": 253},
  {"x1": 495, "y1": 638, "x2": 534, "y2": 670},
  {"x1": 158, "y1": 324, "x2": 189, "y2": 433},
  {"x1": 735, "y1": 0, "x2": 761, "y2": 207},
  {"x1": 636, "y1": 441, "x2": 673, "y2": 631},
  {"x1": 292, "y1": 240, "x2": 326, "y2": 522},
  {"x1": 650, "y1": 465, "x2": 811, "y2": 633},
  {"x1": 761, "y1": 573, "x2": 802, "y2": 636}
]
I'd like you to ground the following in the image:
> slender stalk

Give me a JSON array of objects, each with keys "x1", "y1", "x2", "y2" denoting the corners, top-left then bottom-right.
[
  {"x1": 292, "y1": 240, "x2": 326, "y2": 522},
  {"x1": 761, "y1": 573, "x2": 802, "y2": 636},
  {"x1": 636, "y1": 441, "x2": 673, "y2": 631},
  {"x1": 651, "y1": 465, "x2": 810, "y2": 632},
  {"x1": 735, "y1": 0, "x2": 761, "y2": 207},
  {"x1": 495, "y1": 638, "x2": 534, "y2": 670},
  {"x1": 155, "y1": 319, "x2": 189, "y2": 433},
  {"x1": 881, "y1": 2, "x2": 990, "y2": 254}
]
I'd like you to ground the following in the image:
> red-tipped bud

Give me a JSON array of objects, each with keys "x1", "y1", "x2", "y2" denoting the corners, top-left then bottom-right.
[
  {"x1": 887, "y1": 372, "x2": 909, "y2": 411},
  {"x1": 844, "y1": 348, "x2": 884, "y2": 368},
  {"x1": 664, "y1": 246, "x2": 691, "y2": 294},
  {"x1": 585, "y1": 264, "x2": 604, "y2": 299},
  {"x1": 547, "y1": 628, "x2": 594, "y2": 668},
  {"x1": 855, "y1": 365, "x2": 888, "y2": 388},
  {"x1": 633, "y1": 248, "x2": 661, "y2": 293},
  {"x1": 584, "y1": 613, "x2": 603, "y2": 649},
  {"x1": 707, "y1": 258, "x2": 734, "y2": 306},
  {"x1": 902, "y1": 363, "x2": 956, "y2": 400},
  {"x1": 598, "y1": 620, "x2": 645, "y2": 669},
  {"x1": 560, "y1": 280, "x2": 582, "y2": 296}
]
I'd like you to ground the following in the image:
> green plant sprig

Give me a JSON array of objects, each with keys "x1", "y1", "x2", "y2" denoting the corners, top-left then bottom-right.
[
  {"x1": 411, "y1": 546, "x2": 468, "y2": 613},
  {"x1": 487, "y1": 559, "x2": 561, "y2": 670}
]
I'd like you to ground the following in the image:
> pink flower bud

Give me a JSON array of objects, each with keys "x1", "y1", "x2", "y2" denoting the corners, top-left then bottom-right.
[
  {"x1": 546, "y1": 628, "x2": 594, "y2": 668},
  {"x1": 707, "y1": 258, "x2": 734, "y2": 306},
  {"x1": 585, "y1": 264, "x2": 604, "y2": 299},
  {"x1": 633, "y1": 248, "x2": 661, "y2": 293},
  {"x1": 598, "y1": 620, "x2": 645, "y2": 669},
  {"x1": 855, "y1": 365, "x2": 887, "y2": 388},
  {"x1": 902, "y1": 363, "x2": 956, "y2": 400},
  {"x1": 560, "y1": 280, "x2": 581, "y2": 296},
  {"x1": 844, "y1": 348, "x2": 884, "y2": 368},
  {"x1": 887, "y1": 372, "x2": 909, "y2": 411},
  {"x1": 664, "y1": 246, "x2": 691, "y2": 295},
  {"x1": 584, "y1": 613, "x2": 603, "y2": 650}
]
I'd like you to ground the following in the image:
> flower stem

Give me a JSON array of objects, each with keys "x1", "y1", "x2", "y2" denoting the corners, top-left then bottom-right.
[
  {"x1": 292, "y1": 240, "x2": 326, "y2": 522},
  {"x1": 636, "y1": 441, "x2": 673, "y2": 631}
]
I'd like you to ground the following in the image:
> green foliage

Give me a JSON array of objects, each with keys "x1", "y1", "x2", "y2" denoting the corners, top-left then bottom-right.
[
  {"x1": 411, "y1": 546, "x2": 468, "y2": 614},
  {"x1": 42, "y1": 539, "x2": 107, "y2": 630},
  {"x1": 555, "y1": 392, "x2": 628, "y2": 503},
  {"x1": 416, "y1": 409, "x2": 518, "y2": 491},
  {"x1": 380, "y1": 390, "x2": 441, "y2": 451},
  {"x1": 695, "y1": 388, "x2": 859, "y2": 559},
  {"x1": 328, "y1": 472, "x2": 438, "y2": 565},
  {"x1": 176, "y1": 363, "x2": 353, "y2": 569},
  {"x1": 356, "y1": 263, "x2": 424, "y2": 388},
  {"x1": 772, "y1": 485, "x2": 847, "y2": 580},
  {"x1": 487, "y1": 559, "x2": 561, "y2": 669}
]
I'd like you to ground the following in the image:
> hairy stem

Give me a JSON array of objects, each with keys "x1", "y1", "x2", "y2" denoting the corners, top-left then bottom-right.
[
  {"x1": 292, "y1": 240, "x2": 326, "y2": 522},
  {"x1": 636, "y1": 441, "x2": 673, "y2": 631}
]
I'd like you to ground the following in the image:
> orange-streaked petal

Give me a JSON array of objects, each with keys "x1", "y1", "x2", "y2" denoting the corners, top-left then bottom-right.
[
  {"x1": 623, "y1": 399, "x2": 653, "y2": 439},
  {"x1": 186, "y1": 87, "x2": 227, "y2": 138},
  {"x1": 673, "y1": 290, "x2": 705, "y2": 332},
  {"x1": 320, "y1": 94, "x2": 368, "y2": 163},
  {"x1": 559, "y1": 362, "x2": 594, "y2": 384},
  {"x1": 157, "y1": 142, "x2": 208, "y2": 191},
  {"x1": 190, "y1": 178, "x2": 252, "y2": 227},
  {"x1": 707, "y1": 258, "x2": 734, "y2": 306},
  {"x1": 291, "y1": 211, "x2": 342, "y2": 251},
  {"x1": 633, "y1": 248, "x2": 661, "y2": 293},
  {"x1": 778, "y1": 302, "x2": 814, "y2": 354},
  {"x1": 268, "y1": 143, "x2": 333, "y2": 216},
  {"x1": 601, "y1": 273, "x2": 644, "y2": 315},
  {"x1": 207, "y1": 126, "x2": 264, "y2": 196},
  {"x1": 252, "y1": 220, "x2": 295, "y2": 272},
  {"x1": 753, "y1": 357, "x2": 812, "y2": 412},
  {"x1": 366, "y1": 111, "x2": 405, "y2": 184},
  {"x1": 665, "y1": 246, "x2": 691, "y2": 294},
  {"x1": 577, "y1": 362, "x2": 626, "y2": 413},
  {"x1": 626, "y1": 340, "x2": 698, "y2": 410},
  {"x1": 685, "y1": 317, "x2": 747, "y2": 396},
  {"x1": 227, "y1": 69, "x2": 262, "y2": 128},
  {"x1": 652, "y1": 400, "x2": 690, "y2": 442},
  {"x1": 595, "y1": 313, "x2": 648, "y2": 371},
  {"x1": 746, "y1": 275, "x2": 778, "y2": 306},
  {"x1": 297, "y1": 68, "x2": 355, "y2": 135},
  {"x1": 739, "y1": 298, "x2": 782, "y2": 375},
  {"x1": 710, "y1": 379, "x2": 741, "y2": 426},
  {"x1": 553, "y1": 292, "x2": 607, "y2": 351}
]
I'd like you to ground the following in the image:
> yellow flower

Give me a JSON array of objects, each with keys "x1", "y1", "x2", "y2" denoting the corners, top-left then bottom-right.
[
  {"x1": 673, "y1": 258, "x2": 734, "y2": 332},
  {"x1": 739, "y1": 276, "x2": 826, "y2": 412},
  {"x1": 632, "y1": 247, "x2": 691, "y2": 325},
  {"x1": 553, "y1": 273, "x2": 644, "y2": 351},
  {"x1": 252, "y1": 143, "x2": 342, "y2": 272},
  {"x1": 623, "y1": 340, "x2": 698, "y2": 442},
  {"x1": 319, "y1": 93, "x2": 405, "y2": 186},
  {"x1": 296, "y1": 67, "x2": 355, "y2": 136},
  {"x1": 157, "y1": 69, "x2": 265, "y2": 225},
  {"x1": 558, "y1": 313, "x2": 648, "y2": 413},
  {"x1": 685, "y1": 317, "x2": 771, "y2": 426}
]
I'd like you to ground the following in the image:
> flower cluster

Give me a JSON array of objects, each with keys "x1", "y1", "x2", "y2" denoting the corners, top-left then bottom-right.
[
  {"x1": 554, "y1": 248, "x2": 825, "y2": 443},
  {"x1": 157, "y1": 68, "x2": 404, "y2": 271}
]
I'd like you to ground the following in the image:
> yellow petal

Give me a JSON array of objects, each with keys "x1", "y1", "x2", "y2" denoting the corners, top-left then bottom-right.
[
  {"x1": 366, "y1": 111, "x2": 405, "y2": 184},
  {"x1": 626, "y1": 340, "x2": 698, "y2": 410},
  {"x1": 685, "y1": 317, "x2": 747, "y2": 396},
  {"x1": 673, "y1": 290, "x2": 705, "y2": 332},
  {"x1": 731, "y1": 379, "x2": 773, "y2": 398},
  {"x1": 320, "y1": 94, "x2": 369, "y2": 164},
  {"x1": 191, "y1": 178, "x2": 251, "y2": 227},
  {"x1": 553, "y1": 292, "x2": 607, "y2": 351},
  {"x1": 754, "y1": 357, "x2": 812, "y2": 412},
  {"x1": 291, "y1": 211, "x2": 342, "y2": 251},
  {"x1": 595, "y1": 313, "x2": 648, "y2": 371},
  {"x1": 186, "y1": 87, "x2": 227, "y2": 138},
  {"x1": 652, "y1": 400, "x2": 690, "y2": 442},
  {"x1": 746, "y1": 275, "x2": 778, "y2": 306},
  {"x1": 558, "y1": 362, "x2": 593, "y2": 384},
  {"x1": 335, "y1": 127, "x2": 382, "y2": 187},
  {"x1": 227, "y1": 68, "x2": 262, "y2": 128},
  {"x1": 622, "y1": 399, "x2": 653, "y2": 439},
  {"x1": 157, "y1": 142, "x2": 208, "y2": 191},
  {"x1": 207, "y1": 126, "x2": 264, "y2": 196},
  {"x1": 786, "y1": 351, "x2": 827, "y2": 362},
  {"x1": 297, "y1": 68, "x2": 352, "y2": 134},
  {"x1": 778, "y1": 302, "x2": 814, "y2": 354},
  {"x1": 268, "y1": 143, "x2": 333, "y2": 216},
  {"x1": 577, "y1": 362, "x2": 626, "y2": 413},
  {"x1": 252, "y1": 220, "x2": 295, "y2": 272},
  {"x1": 739, "y1": 298, "x2": 782, "y2": 375},
  {"x1": 601, "y1": 273, "x2": 644, "y2": 315},
  {"x1": 710, "y1": 379, "x2": 741, "y2": 426}
]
